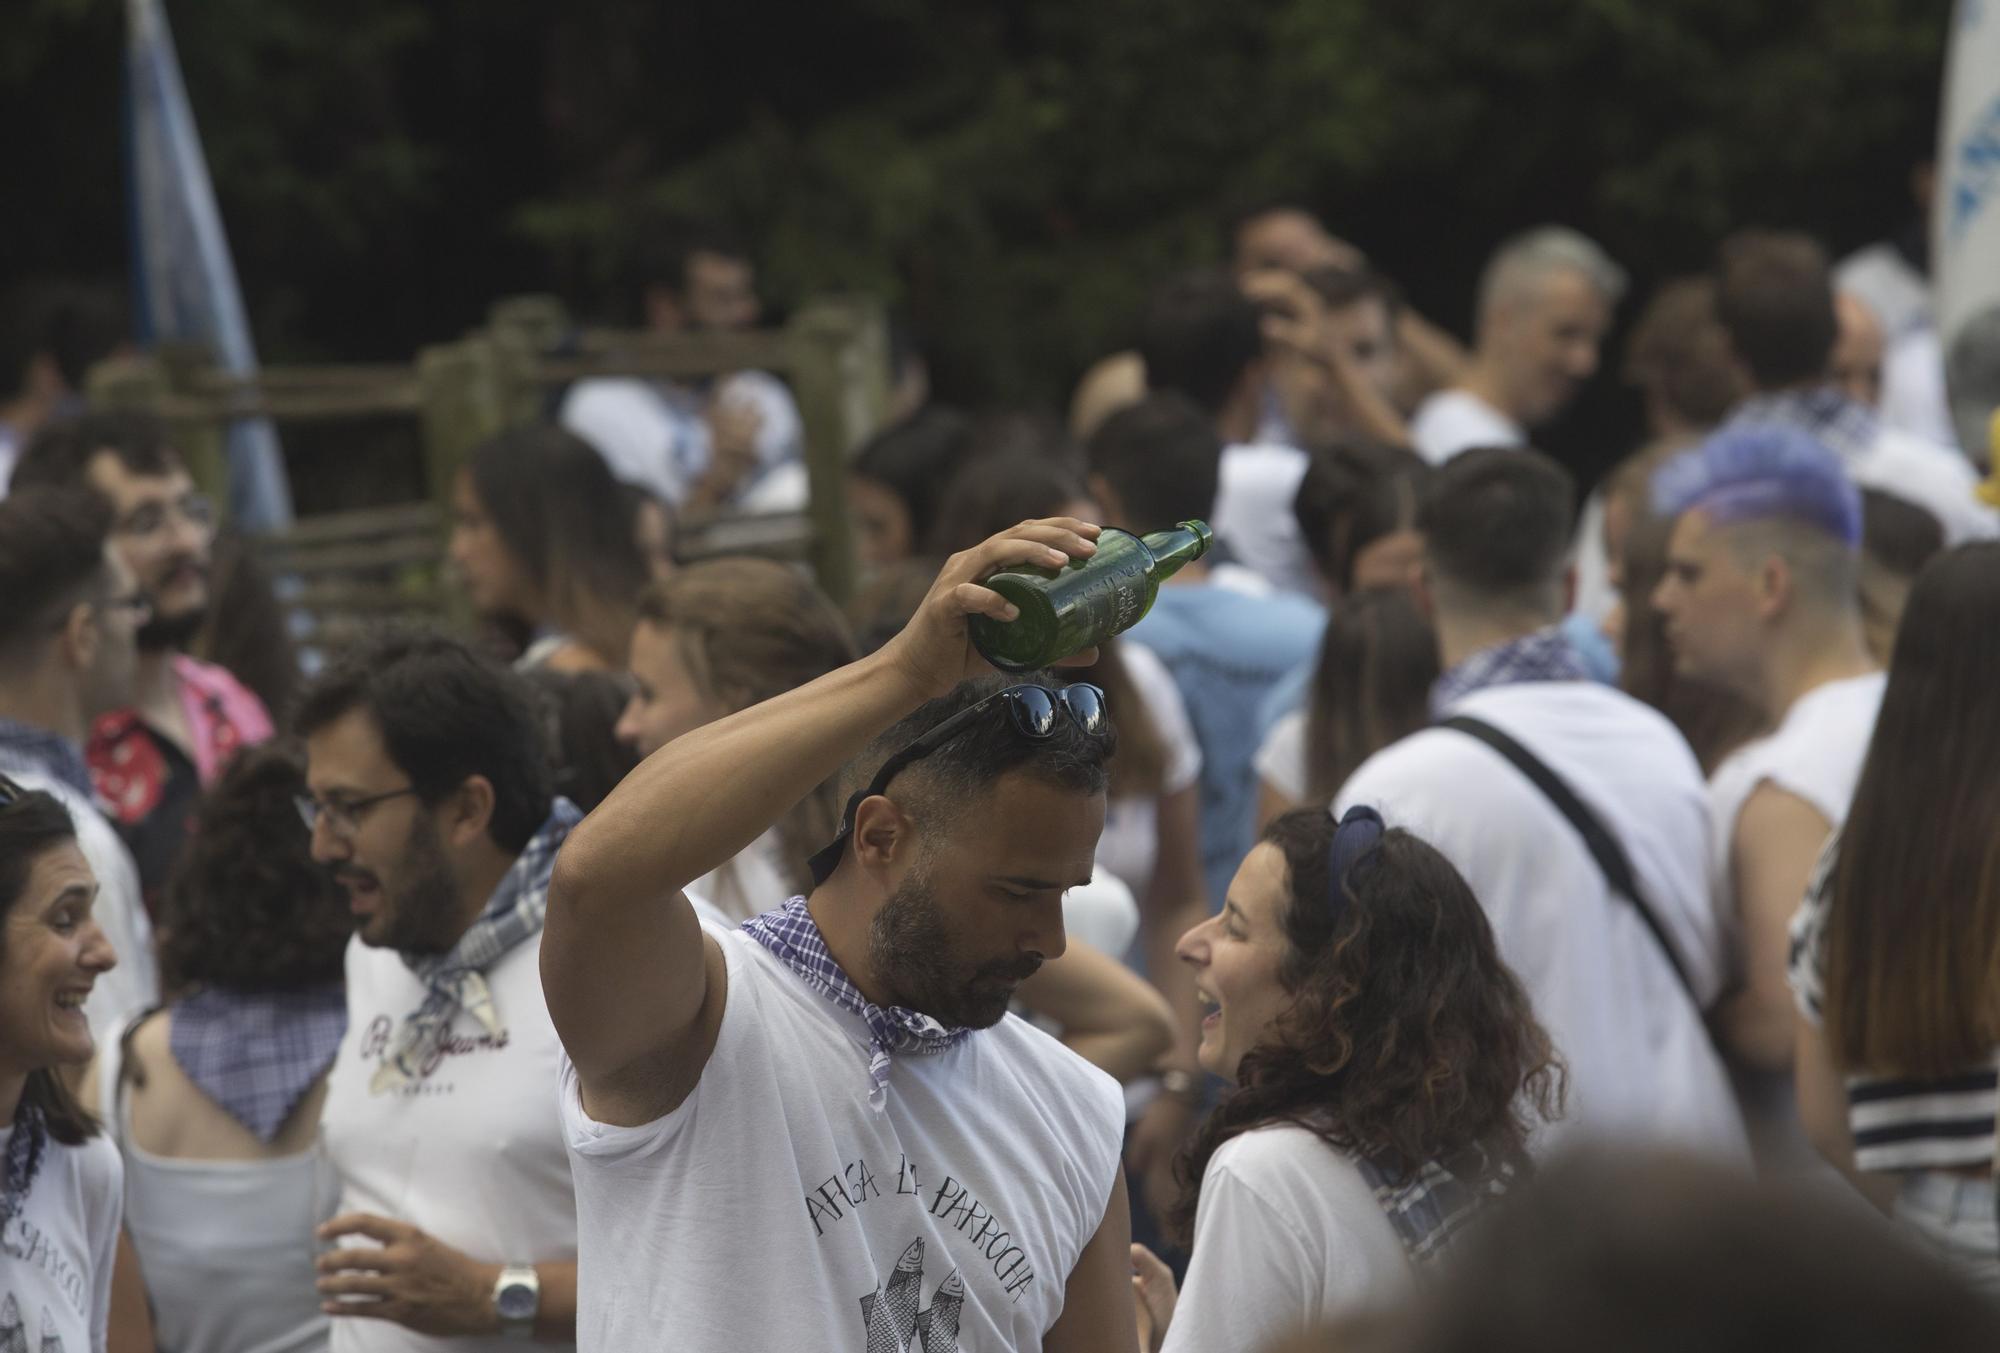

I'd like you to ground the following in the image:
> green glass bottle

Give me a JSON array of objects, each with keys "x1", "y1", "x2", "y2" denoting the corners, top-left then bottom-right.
[{"x1": 970, "y1": 521, "x2": 1213, "y2": 671}]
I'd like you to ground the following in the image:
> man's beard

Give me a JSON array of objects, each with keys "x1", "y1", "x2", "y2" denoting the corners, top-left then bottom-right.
[
  {"x1": 369, "y1": 816, "x2": 465, "y2": 955},
  {"x1": 137, "y1": 603, "x2": 207, "y2": 653},
  {"x1": 867, "y1": 864, "x2": 1042, "y2": 1031}
]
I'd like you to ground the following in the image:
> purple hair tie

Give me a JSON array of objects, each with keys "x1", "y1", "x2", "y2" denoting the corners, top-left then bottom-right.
[{"x1": 1327, "y1": 805, "x2": 1386, "y2": 921}]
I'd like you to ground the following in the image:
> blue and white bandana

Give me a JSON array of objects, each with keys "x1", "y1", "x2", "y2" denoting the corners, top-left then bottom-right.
[
  {"x1": 170, "y1": 986, "x2": 348, "y2": 1142},
  {"x1": 741, "y1": 896, "x2": 969, "y2": 1111},
  {"x1": 1352, "y1": 1145, "x2": 1521, "y2": 1266},
  {"x1": 1725, "y1": 386, "x2": 1878, "y2": 465},
  {"x1": 1429, "y1": 626, "x2": 1590, "y2": 718},
  {"x1": 0, "y1": 718, "x2": 94, "y2": 800},
  {"x1": 373, "y1": 797, "x2": 582, "y2": 1093}
]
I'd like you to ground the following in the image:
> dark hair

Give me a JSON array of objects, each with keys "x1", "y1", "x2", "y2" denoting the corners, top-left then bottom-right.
[
  {"x1": 0, "y1": 781, "x2": 98, "y2": 1146},
  {"x1": 463, "y1": 424, "x2": 650, "y2": 665},
  {"x1": 0, "y1": 487, "x2": 114, "y2": 664},
  {"x1": 637, "y1": 559, "x2": 856, "y2": 890},
  {"x1": 1622, "y1": 276, "x2": 1744, "y2": 433},
  {"x1": 847, "y1": 673, "x2": 1117, "y2": 833},
  {"x1": 1368, "y1": 1151, "x2": 2000, "y2": 1353},
  {"x1": 157, "y1": 744, "x2": 350, "y2": 994},
  {"x1": 635, "y1": 215, "x2": 753, "y2": 298},
  {"x1": 522, "y1": 668, "x2": 638, "y2": 815},
  {"x1": 0, "y1": 279, "x2": 126, "y2": 394},
  {"x1": 1085, "y1": 391, "x2": 1222, "y2": 530},
  {"x1": 1825, "y1": 543, "x2": 2000, "y2": 1076},
  {"x1": 1138, "y1": 268, "x2": 1263, "y2": 418},
  {"x1": 1302, "y1": 589, "x2": 1440, "y2": 802},
  {"x1": 1169, "y1": 811, "x2": 1561, "y2": 1248},
  {"x1": 1300, "y1": 264, "x2": 1403, "y2": 323},
  {"x1": 1858, "y1": 490, "x2": 1946, "y2": 663},
  {"x1": 1417, "y1": 448, "x2": 1575, "y2": 606},
  {"x1": 13, "y1": 408, "x2": 181, "y2": 492},
  {"x1": 195, "y1": 533, "x2": 302, "y2": 724},
  {"x1": 851, "y1": 406, "x2": 974, "y2": 549},
  {"x1": 1615, "y1": 484, "x2": 1767, "y2": 773},
  {"x1": 1292, "y1": 441, "x2": 1433, "y2": 595},
  {"x1": 1714, "y1": 230, "x2": 1838, "y2": 391},
  {"x1": 846, "y1": 558, "x2": 942, "y2": 658},
  {"x1": 293, "y1": 630, "x2": 553, "y2": 854}
]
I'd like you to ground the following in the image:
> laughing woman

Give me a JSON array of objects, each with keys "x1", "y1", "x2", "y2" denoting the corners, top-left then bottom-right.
[
  {"x1": 1132, "y1": 807, "x2": 1563, "y2": 1353},
  {"x1": 0, "y1": 776, "x2": 123, "y2": 1351}
]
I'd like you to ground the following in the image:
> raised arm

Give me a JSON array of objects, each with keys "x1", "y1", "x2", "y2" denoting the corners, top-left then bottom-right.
[{"x1": 542, "y1": 520, "x2": 1102, "y2": 1126}]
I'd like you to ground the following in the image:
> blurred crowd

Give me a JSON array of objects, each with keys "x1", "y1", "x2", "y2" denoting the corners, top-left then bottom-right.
[{"x1": 4, "y1": 192, "x2": 2000, "y2": 1353}]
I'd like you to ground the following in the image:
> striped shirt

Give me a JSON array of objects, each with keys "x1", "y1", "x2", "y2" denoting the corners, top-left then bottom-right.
[{"x1": 1787, "y1": 835, "x2": 2000, "y2": 1172}]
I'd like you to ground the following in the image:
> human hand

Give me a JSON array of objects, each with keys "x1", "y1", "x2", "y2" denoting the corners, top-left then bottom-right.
[
  {"x1": 690, "y1": 398, "x2": 764, "y2": 507},
  {"x1": 315, "y1": 1214, "x2": 502, "y2": 1337},
  {"x1": 1125, "y1": 1092, "x2": 1199, "y2": 1223},
  {"x1": 1131, "y1": 1242, "x2": 1178, "y2": 1353},
  {"x1": 1241, "y1": 268, "x2": 1330, "y2": 364},
  {"x1": 880, "y1": 517, "x2": 1101, "y2": 700}
]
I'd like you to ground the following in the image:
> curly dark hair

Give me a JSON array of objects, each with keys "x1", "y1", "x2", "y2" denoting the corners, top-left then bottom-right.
[
  {"x1": 1168, "y1": 809, "x2": 1563, "y2": 1249},
  {"x1": 157, "y1": 744, "x2": 352, "y2": 994}
]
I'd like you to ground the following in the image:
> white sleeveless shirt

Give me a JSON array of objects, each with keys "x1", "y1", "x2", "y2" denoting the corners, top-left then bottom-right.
[
  {"x1": 321, "y1": 932, "x2": 577, "y2": 1353},
  {"x1": 97, "y1": 1018, "x2": 333, "y2": 1353},
  {"x1": 558, "y1": 921, "x2": 1125, "y2": 1352}
]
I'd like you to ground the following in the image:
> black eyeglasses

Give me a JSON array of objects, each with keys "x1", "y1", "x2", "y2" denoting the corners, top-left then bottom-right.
[
  {"x1": 295, "y1": 785, "x2": 421, "y2": 838},
  {"x1": 806, "y1": 683, "x2": 1109, "y2": 886}
]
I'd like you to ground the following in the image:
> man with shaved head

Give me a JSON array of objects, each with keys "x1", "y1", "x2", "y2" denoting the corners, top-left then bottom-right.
[{"x1": 1410, "y1": 226, "x2": 1627, "y2": 465}]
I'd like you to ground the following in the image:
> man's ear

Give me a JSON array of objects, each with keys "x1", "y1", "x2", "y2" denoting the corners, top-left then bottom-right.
[
  {"x1": 1757, "y1": 553, "x2": 1794, "y2": 622},
  {"x1": 443, "y1": 774, "x2": 498, "y2": 850},
  {"x1": 57, "y1": 601, "x2": 98, "y2": 674},
  {"x1": 851, "y1": 793, "x2": 918, "y2": 878}
]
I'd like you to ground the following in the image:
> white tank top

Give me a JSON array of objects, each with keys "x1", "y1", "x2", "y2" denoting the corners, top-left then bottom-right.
[
  {"x1": 321, "y1": 932, "x2": 578, "y2": 1353},
  {"x1": 558, "y1": 922, "x2": 1126, "y2": 1352},
  {"x1": 97, "y1": 1017, "x2": 333, "y2": 1353}
]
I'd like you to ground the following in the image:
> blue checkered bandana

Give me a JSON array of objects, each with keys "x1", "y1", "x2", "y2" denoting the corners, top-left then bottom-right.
[
  {"x1": 1725, "y1": 386, "x2": 1878, "y2": 464},
  {"x1": 171, "y1": 985, "x2": 348, "y2": 1141},
  {"x1": 741, "y1": 896, "x2": 969, "y2": 1111},
  {"x1": 1429, "y1": 625, "x2": 1590, "y2": 718},
  {"x1": 1352, "y1": 1145, "x2": 1522, "y2": 1266},
  {"x1": 373, "y1": 797, "x2": 582, "y2": 1093}
]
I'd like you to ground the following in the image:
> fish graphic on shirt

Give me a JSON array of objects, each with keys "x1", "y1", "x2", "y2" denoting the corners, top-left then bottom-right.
[{"x1": 858, "y1": 1238, "x2": 964, "y2": 1352}]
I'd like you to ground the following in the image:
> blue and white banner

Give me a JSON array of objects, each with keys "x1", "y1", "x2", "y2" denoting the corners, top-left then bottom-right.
[
  {"x1": 1936, "y1": 0, "x2": 2000, "y2": 463},
  {"x1": 126, "y1": 0, "x2": 293, "y2": 530}
]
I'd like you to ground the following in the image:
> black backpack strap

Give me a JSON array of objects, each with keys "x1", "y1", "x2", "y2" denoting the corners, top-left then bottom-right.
[{"x1": 1438, "y1": 715, "x2": 1704, "y2": 1012}]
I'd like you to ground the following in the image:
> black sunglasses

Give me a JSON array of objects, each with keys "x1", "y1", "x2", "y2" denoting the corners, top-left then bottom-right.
[{"x1": 806, "y1": 684, "x2": 1109, "y2": 886}]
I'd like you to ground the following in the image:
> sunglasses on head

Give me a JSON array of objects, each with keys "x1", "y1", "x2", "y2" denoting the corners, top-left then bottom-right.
[{"x1": 806, "y1": 683, "x2": 1109, "y2": 887}]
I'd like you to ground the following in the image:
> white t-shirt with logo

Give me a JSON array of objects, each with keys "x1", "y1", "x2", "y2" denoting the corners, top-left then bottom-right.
[
  {"x1": 1407, "y1": 389, "x2": 1525, "y2": 466},
  {"x1": 1161, "y1": 1125, "x2": 1409, "y2": 1353},
  {"x1": 0, "y1": 1129, "x2": 122, "y2": 1353},
  {"x1": 1337, "y1": 682, "x2": 1748, "y2": 1162},
  {"x1": 321, "y1": 933, "x2": 577, "y2": 1353},
  {"x1": 558, "y1": 920, "x2": 1126, "y2": 1352}
]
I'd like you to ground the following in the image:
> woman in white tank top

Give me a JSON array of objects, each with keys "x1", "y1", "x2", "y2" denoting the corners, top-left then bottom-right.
[
  {"x1": 82, "y1": 746, "x2": 353, "y2": 1353},
  {"x1": 1132, "y1": 806, "x2": 1564, "y2": 1353}
]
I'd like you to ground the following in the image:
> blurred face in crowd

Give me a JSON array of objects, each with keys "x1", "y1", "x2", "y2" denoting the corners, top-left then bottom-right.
[
  {"x1": 864, "y1": 772, "x2": 1099, "y2": 1029},
  {"x1": 304, "y1": 707, "x2": 466, "y2": 954},
  {"x1": 685, "y1": 251, "x2": 760, "y2": 332},
  {"x1": 1234, "y1": 209, "x2": 1364, "y2": 277},
  {"x1": 1178, "y1": 841, "x2": 1294, "y2": 1081},
  {"x1": 617, "y1": 620, "x2": 726, "y2": 758},
  {"x1": 1275, "y1": 296, "x2": 1400, "y2": 448},
  {"x1": 1490, "y1": 266, "x2": 1613, "y2": 427},
  {"x1": 1831, "y1": 292, "x2": 1885, "y2": 407},
  {"x1": 88, "y1": 451, "x2": 212, "y2": 652},
  {"x1": 0, "y1": 843, "x2": 115, "y2": 1077},
  {"x1": 849, "y1": 475, "x2": 916, "y2": 569},
  {"x1": 449, "y1": 469, "x2": 538, "y2": 623},
  {"x1": 1651, "y1": 510, "x2": 1767, "y2": 695},
  {"x1": 78, "y1": 547, "x2": 145, "y2": 722}
]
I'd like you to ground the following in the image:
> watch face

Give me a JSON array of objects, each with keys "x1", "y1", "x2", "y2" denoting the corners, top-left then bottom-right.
[{"x1": 496, "y1": 1281, "x2": 537, "y2": 1322}]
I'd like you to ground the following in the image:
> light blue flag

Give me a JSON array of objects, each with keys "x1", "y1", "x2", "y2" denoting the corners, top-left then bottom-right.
[
  {"x1": 1937, "y1": 0, "x2": 2000, "y2": 463},
  {"x1": 126, "y1": 0, "x2": 293, "y2": 531}
]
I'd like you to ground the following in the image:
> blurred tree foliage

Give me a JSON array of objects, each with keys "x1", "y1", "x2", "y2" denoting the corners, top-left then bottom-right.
[{"x1": 1, "y1": 0, "x2": 1949, "y2": 439}]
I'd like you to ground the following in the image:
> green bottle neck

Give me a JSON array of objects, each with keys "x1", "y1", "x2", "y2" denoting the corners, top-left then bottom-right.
[{"x1": 1142, "y1": 520, "x2": 1213, "y2": 581}]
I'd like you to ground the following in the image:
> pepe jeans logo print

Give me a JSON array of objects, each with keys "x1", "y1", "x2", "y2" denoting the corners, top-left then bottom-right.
[{"x1": 358, "y1": 1014, "x2": 510, "y2": 1093}]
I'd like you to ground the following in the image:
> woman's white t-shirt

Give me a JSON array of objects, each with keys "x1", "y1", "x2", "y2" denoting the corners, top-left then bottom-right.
[
  {"x1": 0, "y1": 1127, "x2": 122, "y2": 1353},
  {"x1": 558, "y1": 921, "x2": 1126, "y2": 1352},
  {"x1": 320, "y1": 933, "x2": 577, "y2": 1353},
  {"x1": 1097, "y1": 643, "x2": 1204, "y2": 902},
  {"x1": 1162, "y1": 1125, "x2": 1410, "y2": 1353}
]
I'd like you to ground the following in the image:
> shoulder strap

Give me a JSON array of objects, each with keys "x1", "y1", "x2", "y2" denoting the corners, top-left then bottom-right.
[{"x1": 1438, "y1": 715, "x2": 1703, "y2": 1012}]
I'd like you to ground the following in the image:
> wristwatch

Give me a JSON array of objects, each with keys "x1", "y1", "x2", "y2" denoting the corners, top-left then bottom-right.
[{"x1": 494, "y1": 1265, "x2": 540, "y2": 1341}]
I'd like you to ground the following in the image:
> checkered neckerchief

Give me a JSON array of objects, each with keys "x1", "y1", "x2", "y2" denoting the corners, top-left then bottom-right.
[
  {"x1": 1351, "y1": 1145, "x2": 1522, "y2": 1267},
  {"x1": 1725, "y1": 386, "x2": 1878, "y2": 464},
  {"x1": 169, "y1": 985, "x2": 347, "y2": 1141},
  {"x1": 373, "y1": 797, "x2": 581, "y2": 1094},
  {"x1": 1429, "y1": 625, "x2": 1589, "y2": 718},
  {"x1": 741, "y1": 896, "x2": 969, "y2": 1110}
]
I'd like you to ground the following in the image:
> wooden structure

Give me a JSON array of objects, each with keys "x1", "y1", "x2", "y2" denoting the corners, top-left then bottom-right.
[{"x1": 86, "y1": 296, "x2": 891, "y2": 651}]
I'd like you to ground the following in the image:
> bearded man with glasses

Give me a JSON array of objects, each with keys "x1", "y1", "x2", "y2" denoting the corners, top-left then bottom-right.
[
  {"x1": 546, "y1": 518, "x2": 1140, "y2": 1352},
  {"x1": 14, "y1": 410, "x2": 275, "y2": 910}
]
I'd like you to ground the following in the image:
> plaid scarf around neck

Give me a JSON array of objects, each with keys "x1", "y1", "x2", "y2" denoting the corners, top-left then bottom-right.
[
  {"x1": 0, "y1": 718, "x2": 93, "y2": 800},
  {"x1": 372, "y1": 797, "x2": 581, "y2": 1094},
  {"x1": 1429, "y1": 625, "x2": 1590, "y2": 718},
  {"x1": 740, "y1": 896, "x2": 970, "y2": 1111},
  {"x1": 1725, "y1": 386, "x2": 1878, "y2": 464}
]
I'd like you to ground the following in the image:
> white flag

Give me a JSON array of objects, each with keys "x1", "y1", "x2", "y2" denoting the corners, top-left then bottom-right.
[{"x1": 1936, "y1": 0, "x2": 2000, "y2": 464}]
